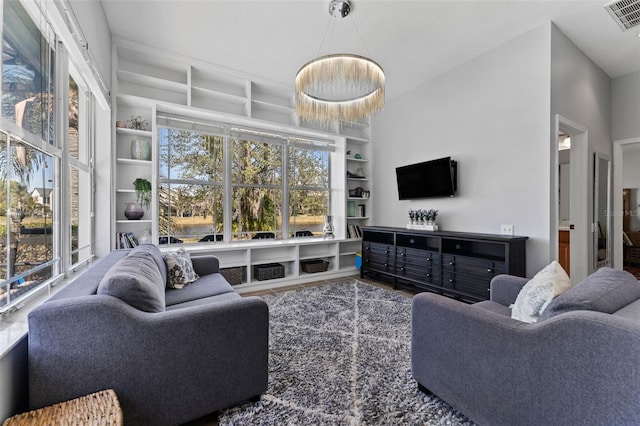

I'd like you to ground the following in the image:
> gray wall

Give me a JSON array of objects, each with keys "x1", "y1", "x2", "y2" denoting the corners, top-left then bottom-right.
[
  {"x1": 550, "y1": 24, "x2": 612, "y2": 273},
  {"x1": 371, "y1": 24, "x2": 553, "y2": 276},
  {"x1": 613, "y1": 71, "x2": 640, "y2": 141}
]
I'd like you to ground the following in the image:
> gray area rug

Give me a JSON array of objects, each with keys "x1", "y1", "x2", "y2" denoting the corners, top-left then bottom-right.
[{"x1": 219, "y1": 280, "x2": 474, "y2": 425}]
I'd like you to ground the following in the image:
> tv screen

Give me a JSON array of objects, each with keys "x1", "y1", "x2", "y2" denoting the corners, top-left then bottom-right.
[{"x1": 396, "y1": 156, "x2": 457, "y2": 200}]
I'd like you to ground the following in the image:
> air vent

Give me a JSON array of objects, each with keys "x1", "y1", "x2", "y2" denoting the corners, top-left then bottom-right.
[{"x1": 605, "y1": 0, "x2": 640, "y2": 31}]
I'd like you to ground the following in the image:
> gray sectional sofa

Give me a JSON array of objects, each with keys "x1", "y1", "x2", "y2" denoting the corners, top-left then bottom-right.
[
  {"x1": 28, "y1": 244, "x2": 268, "y2": 426},
  {"x1": 412, "y1": 267, "x2": 640, "y2": 426}
]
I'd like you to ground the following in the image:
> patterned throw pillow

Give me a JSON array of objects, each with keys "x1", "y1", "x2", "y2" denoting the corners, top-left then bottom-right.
[
  {"x1": 163, "y1": 248, "x2": 199, "y2": 289},
  {"x1": 510, "y1": 260, "x2": 572, "y2": 323}
]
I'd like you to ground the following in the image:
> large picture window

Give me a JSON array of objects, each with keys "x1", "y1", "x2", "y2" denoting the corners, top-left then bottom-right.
[{"x1": 158, "y1": 119, "x2": 332, "y2": 244}]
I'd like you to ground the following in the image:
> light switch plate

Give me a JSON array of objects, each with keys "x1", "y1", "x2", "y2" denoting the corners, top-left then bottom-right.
[{"x1": 501, "y1": 224, "x2": 514, "y2": 235}]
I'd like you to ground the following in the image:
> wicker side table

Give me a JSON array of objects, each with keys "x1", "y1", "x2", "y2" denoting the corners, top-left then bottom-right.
[{"x1": 3, "y1": 389, "x2": 123, "y2": 426}]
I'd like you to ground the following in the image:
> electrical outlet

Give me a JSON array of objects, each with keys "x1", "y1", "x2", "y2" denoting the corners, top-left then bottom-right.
[{"x1": 501, "y1": 224, "x2": 514, "y2": 235}]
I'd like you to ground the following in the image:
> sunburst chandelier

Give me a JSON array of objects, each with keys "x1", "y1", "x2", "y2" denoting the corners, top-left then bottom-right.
[{"x1": 295, "y1": 0, "x2": 385, "y2": 125}]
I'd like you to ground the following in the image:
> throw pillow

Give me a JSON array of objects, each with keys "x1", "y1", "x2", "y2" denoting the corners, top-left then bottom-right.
[
  {"x1": 164, "y1": 248, "x2": 199, "y2": 289},
  {"x1": 97, "y1": 251, "x2": 165, "y2": 312},
  {"x1": 130, "y1": 243, "x2": 168, "y2": 287},
  {"x1": 510, "y1": 260, "x2": 572, "y2": 323},
  {"x1": 538, "y1": 267, "x2": 640, "y2": 321}
]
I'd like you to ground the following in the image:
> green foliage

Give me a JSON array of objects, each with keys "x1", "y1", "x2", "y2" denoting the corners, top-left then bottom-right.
[{"x1": 133, "y1": 178, "x2": 152, "y2": 209}]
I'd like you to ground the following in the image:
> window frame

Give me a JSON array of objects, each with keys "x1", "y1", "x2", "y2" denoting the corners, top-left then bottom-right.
[{"x1": 156, "y1": 116, "x2": 334, "y2": 244}]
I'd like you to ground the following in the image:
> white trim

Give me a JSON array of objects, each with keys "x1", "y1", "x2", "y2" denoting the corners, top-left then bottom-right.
[
  {"x1": 612, "y1": 137, "x2": 640, "y2": 269},
  {"x1": 553, "y1": 114, "x2": 589, "y2": 283}
]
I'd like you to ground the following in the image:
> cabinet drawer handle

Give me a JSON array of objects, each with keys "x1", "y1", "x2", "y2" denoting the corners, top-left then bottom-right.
[
  {"x1": 487, "y1": 268, "x2": 493, "y2": 273},
  {"x1": 449, "y1": 261, "x2": 454, "y2": 266},
  {"x1": 399, "y1": 252, "x2": 404, "y2": 257},
  {"x1": 449, "y1": 278, "x2": 454, "y2": 283},
  {"x1": 426, "y1": 257, "x2": 431, "y2": 262},
  {"x1": 400, "y1": 267, "x2": 405, "y2": 271},
  {"x1": 426, "y1": 273, "x2": 430, "y2": 277}
]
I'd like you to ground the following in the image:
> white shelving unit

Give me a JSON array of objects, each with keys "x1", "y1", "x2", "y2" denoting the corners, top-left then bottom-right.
[{"x1": 111, "y1": 39, "x2": 372, "y2": 283}]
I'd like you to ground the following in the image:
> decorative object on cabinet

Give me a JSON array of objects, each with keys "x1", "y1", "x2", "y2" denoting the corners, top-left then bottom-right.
[
  {"x1": 116, "y1": 121, "x2": 126, "y2": 128},
  {"x1": 407, "y1": 209, "x2": 439, "y2": 230},
  {"x1": 133, "y1": 178, "x2": 152, "y2": 209},
  {"x1": 354, "y1": 153, "x2": 362, "y2": 159},
  {"x1": 131, "y1": 139, "x2": 151, "y2": 161},
  {"x1": 295, "y1": 1, "x2": 384, "y2": 125},
  {"x1": 126, "y1": 115, "x2": 148, "y2": 131},
  {"x1": 124, "y1": 203, "x2": 144, "y2": 220},
  {"x1": 322, "y1": 215, "x2": 335, "y2": 239}
]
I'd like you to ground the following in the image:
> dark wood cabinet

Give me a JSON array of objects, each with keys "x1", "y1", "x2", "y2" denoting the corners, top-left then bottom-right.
[{"x1": 361, "y1": 226, "x2": 528, "y2": 302}]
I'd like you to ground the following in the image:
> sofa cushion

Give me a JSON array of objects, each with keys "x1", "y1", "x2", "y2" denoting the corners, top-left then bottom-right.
[
  {"x1": 510, "y1": 260, "x2": 572, "y2": 323},
  {"x1": 165, "y1": 291, "x2": 241, "y2": 311},
  {"x1": 164, "y1": 248, "x2": 199, "y2": 289},
  {"x1": 165, "y1": 272, "x2": 235, "y2": 307},
  {"x1": 539, "y1": 267, "x2": 640, "y2": 321},
  {"x1": 97, "y1": 251, "x2": 165, "y2": 312},
  {"x1": 131, "y1": 244, "x2": 167, "y2": 287}
]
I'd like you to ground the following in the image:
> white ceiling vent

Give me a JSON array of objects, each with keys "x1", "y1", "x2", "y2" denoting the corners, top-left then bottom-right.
[{"x1": 605, "y1": 0, "x2": 640, "y2": 31}]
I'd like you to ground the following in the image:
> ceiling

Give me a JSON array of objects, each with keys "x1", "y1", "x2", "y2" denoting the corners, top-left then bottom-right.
[{"x1": 100, "y1": 0, "x2": 640, "y2": 101}]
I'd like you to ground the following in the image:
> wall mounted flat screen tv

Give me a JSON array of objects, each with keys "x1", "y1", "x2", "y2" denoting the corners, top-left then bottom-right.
[{"x1": 396, "y1": 156, "x2": 457, "y2": 200}]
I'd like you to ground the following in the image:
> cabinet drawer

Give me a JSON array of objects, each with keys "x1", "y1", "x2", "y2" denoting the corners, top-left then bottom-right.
[
  {"x1": 396, "y1": 261, "x2": 440, "y2": 283},
  {"x1": 442, "y1": 272, "x2": 491, "y2": 298},
  {"x1": 442, "y1": 254, "x2": 506, "y2": 277},
  {"x1": 396, "y1": 233, "x2": 438, "y2": 250},
  {"x1": 397, "y1": 247, "x2": 439, "y2": 264}
]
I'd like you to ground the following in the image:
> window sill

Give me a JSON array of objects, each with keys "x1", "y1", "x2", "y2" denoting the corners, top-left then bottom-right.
[{"x1": 0, "y1": 268, "x2": 87, "y2": 359}]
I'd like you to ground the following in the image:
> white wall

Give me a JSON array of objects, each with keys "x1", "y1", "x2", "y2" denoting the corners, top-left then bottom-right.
[
  {"x1": 613, "y1": 71, "x2": 640, "y2": 142},
  {"x1": 68, "y1": 0, "x2": 112, "y2": 92},
  {"x1": 371, "y1": 24, "x2": 552, "y2": 276}
]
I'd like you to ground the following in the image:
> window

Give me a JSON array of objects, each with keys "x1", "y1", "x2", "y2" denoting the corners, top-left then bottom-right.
[
  {"x1": 2, "y1": 0, "x2": 55, "y2": 145},
  {"x1": 1, "y1": 0, "x2": 98, "y2": 315},
  {"x1": 159, "y1": 128, "x2": 225, "y2": 244},
  {"x1": 0, "y1": 135, "x2": 55, "y2": 309},
  {"x1": 157, "y1": 118, "x2": 333, "y2": 244}
]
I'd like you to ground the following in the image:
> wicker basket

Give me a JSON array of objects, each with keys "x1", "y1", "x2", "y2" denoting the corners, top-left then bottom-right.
[
  {"x1": 220, "y1": 266, "x2": 243, "y2": 285},
  {"x1": 300, "y1": 259, "x2": 330, "y2": 273},
  {"x1": 3, "y1": 389, "x2": 123, "y2": 426},
  {"x1": 253, "y1": 263, "x2": 285, "y2": 281}
]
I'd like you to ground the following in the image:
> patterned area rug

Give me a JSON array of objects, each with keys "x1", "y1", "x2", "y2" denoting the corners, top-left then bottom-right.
[{"x1": 218, "y1": 280, "x2": 473, "y2": 425}]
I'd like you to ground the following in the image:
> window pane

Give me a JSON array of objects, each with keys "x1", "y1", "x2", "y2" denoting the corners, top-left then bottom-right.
[
  {"x1": 2, "y1": 0, "x2": 55, "y2": 144},
  {"x1": 232, "y1": 187, "x2": 282, "y2": 240},
  {"x1": 231, "y1": 139, "x2": 282, "y2": 185},
  {"x1": 158, "y1": 183, "x2": 223, "y2": 245},
  {"x1": 159, "y1": 128, "x2": 223, "y2": 182},
  {"x1": 288, "y1": 147, "x2": 329, "y2": 188},
  {"x1": 1, "y1": 137, "x2": 53, "y2": 308},
  {"x1": 70, "y1": 165, "x2": 91, "y2": 265},
  {"x1": 68, "y1": 76, "x2": 79, "y2": 160},
  {"x1": 289, "y1": 189, "x2": 328, "y2": 237}
]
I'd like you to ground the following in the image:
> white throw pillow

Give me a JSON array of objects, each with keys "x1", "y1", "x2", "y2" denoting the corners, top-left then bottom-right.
[{"x1": 510, "y1": 260, "x2": 572, "y2": 323}]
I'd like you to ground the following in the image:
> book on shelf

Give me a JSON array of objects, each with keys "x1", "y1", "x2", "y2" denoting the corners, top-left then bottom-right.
[
  {"x1": 116, "y1": 232, "x2": 139, "y2": 249},
  {"x1": 347, "y1": 224, "x2": 362, "y2": 239}
]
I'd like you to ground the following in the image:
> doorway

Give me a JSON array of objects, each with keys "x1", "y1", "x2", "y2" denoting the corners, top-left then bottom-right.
[
  {"x1": 553, "y1": 115, "x2": 589, "y2": 283},
  {"x1": 612, "y1": 138, "x2": 640, "y2": 273}
]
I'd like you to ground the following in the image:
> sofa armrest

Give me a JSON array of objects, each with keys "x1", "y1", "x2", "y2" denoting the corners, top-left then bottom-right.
[
  {"x1": 489, "y1": 274, "x2": 528, "y2": 306},
  {"x1": 411, "y1": 292, "x2": 640, "y2": 425},
  {"x1": 29, "y1": 294, "x2": 268, "y2": 425},
  {"x1": 191, "y1": 255, "x2": 220, "y2": 275}
]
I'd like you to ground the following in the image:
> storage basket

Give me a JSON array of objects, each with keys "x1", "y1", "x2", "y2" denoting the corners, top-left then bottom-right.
[
  {"x1": 220, "y1": 266, "x2": 243, "y2": 285},
  {"x1": 3, "y1": 389, "x2": 123, "y2": 426},
  {"x1": 300, "y1": 259, "x2": 330, "y2": 273},
  {"x1": 253, "y1": 263, "x2": 285, "y2": 281}
]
